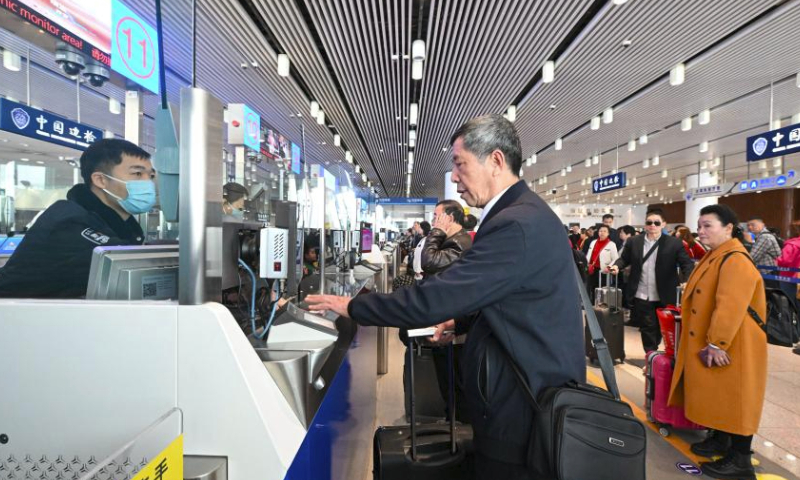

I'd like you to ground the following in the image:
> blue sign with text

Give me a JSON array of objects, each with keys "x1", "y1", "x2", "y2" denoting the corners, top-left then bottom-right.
[
  {"x1": 746, "y1": 122, "x2": 800, "y2": 162},
  {"x1": 0, "y1": 99, "x2": 102, "y2": 150},
  {"x1": 592, "y1": 172, "x2": 627, "y2": 194},
  {"x1": 375, "y1": 197, "x2": 438, "y2": 205},
  {"x1": 110, "y1": 0, "x2": 160, "y2": 94},
  {"x1": 738, "y1": 170, "x2": 796, "y2": 192}
]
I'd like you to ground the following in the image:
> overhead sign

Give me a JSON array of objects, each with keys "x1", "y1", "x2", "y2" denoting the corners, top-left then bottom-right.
[
  {"x1": 746, "y1": 122, "x2": 800, "y2": 162},
  {"x1": 227, "y1": 104, "x2": 261, "y2": 151},
  {"x1": 684, "y1": 183, "x2": 734, "y2": 201},
  {"x1": 291, "y1": 143, "x2": 302, "y2": 175},
  {"x1": 736, "y1": 170, "x2": 799, "y2": 193},
  {"x1": 592, "y1": 172, "x2": 627, "y2": 194},
  {"x1": 110, "y1": 0, "x2": 160, "y2": 94},
  {"x1": 0, "y1": 98, "x2": 102, "y2": 150},
  {"x1": 0, "y1": 0, "x2": 111, "y2": 66},
  {"x1": 375, "y1": 197, "x2": 438, "y2": 205}
]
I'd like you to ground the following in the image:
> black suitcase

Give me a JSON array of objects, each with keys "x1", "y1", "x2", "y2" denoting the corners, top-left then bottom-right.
[
  {"x1": 403, "y1": 344, "x2": 446, "y2": 420},
  {"x1": 373, "y1": 341, "x2": 474, "y2": 480},
  {"x1": 585, "y1": 306, "x2": 625, "y2": 362}
]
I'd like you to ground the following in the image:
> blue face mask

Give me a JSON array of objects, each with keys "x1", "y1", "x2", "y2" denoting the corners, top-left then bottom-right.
[{"x1": 103, "y1": 174, "x2": 157, "y2": 214}]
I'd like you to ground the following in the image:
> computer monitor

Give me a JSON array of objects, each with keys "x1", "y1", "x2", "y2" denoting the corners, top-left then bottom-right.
[
  {"x1": 0, "y1": 235, "x2": 24, "y2": 254},
  {"x1": 360, "y1": 228, "x2": 373, "y2": 253},
  {"x1": 86, "y1": 245, "x2": 179, "y2": 300}
]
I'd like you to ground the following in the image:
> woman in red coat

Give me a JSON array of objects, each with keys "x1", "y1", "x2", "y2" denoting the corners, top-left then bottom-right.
[{"x1": 677, "y1": 227, "x2": 706, "y2": 260}]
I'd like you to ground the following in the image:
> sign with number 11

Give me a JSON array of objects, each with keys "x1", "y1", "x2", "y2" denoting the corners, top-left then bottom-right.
[{"x1": 111, "y1": 0, "x2": 160, "y2": 94}]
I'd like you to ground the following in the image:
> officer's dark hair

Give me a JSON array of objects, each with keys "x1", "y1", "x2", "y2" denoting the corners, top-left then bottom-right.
[
  {"x1": 420, "y1": 221, "x2": 432, "y2": 236},
  {"x1": 645, "y1": 208, "x2": 666, "y2": 221},
  {"x1": 620, "y1": 225, "x2": 636, "y2": 236},
  {"x1": 602, "y1": 214, "x2": 614, "y2": 221},
  {"x1": 700, "y1": 204, "x2": 744, "y2": 243},
  {"x1": 224, "y1": 182, "x2": 249, "y2": 204},
  {"x1": 436, "y1": 199, "x2": 465, "y2": 227},
  {"x1": 450, "y1": 114, "x2": 522, "y2": 176},
  {"x1": 79, "y1": 138, "x2": 150, "y2": 186}
]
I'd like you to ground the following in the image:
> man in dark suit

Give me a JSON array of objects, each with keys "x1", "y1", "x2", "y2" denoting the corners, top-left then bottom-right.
[
  {"x1": 307, "y1": 114, "x2": 584, "y2": 479},
  {"x1": 610, "y1": 209, "x2": 694, "y2": 354}
]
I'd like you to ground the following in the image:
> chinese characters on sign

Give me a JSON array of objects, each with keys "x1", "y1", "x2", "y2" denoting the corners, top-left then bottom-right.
[
  {"x1": 684, "y1": 183, "x2": 735, "y2": 201},
  {"x1": 130, "y1": 434, "x2": 183, "y2": 480},
  {"x1": 374, "y1": 197, "x2": 439, "y2": 205},
  {"x1": 737, "y1": 170, "x2": 798, "y2": 193},
  {"x1": 0, "y1": 99, "x2": 102, "y2": 150},
  {"x1": 746, "y1": 122, "x2": 800, "y2": 162},
  {"x1": 591, "y1": 172, "x2": 627, "y2": 194}
]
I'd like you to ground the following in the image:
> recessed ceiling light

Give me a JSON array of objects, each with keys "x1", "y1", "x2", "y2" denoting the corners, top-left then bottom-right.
[
  {"x1": 21, "y1": 158, "x2": 29, "y2": 161},
  {"x1": 442, "y1": 147, "x2": 447, "y2": 152},
  {"x1": 549, "y1": 104, "x2": 557, "y2": 110},
  {"x1": 379, "y1": 149, "x2": 384, "y2": 152},
  {"x1": 36, "y1": 160, "x2": 44, "y2": 164},
  {"x1": 391, "y1": 54, "x2": 399, "y2": 61},
  {"x1": 622, "y1": 39, "x2": 632, "y2": 48}
]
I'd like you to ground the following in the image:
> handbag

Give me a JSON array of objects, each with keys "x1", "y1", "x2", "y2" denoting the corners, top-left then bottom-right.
[{"x1": 501, "y1": 266, "x2": 647, "y2": 480}]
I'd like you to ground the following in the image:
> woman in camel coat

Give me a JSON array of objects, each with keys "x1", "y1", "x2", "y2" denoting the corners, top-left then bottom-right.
[{"x1": 668, "y1": 205, "x2": 767, "y2": 480}]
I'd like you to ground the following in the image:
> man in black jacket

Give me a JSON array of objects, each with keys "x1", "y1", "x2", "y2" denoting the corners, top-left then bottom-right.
[
  {"x1": 0, "y1": 139, "x2": 155, "y2": 298},
  {"x1": 307, "y1": 114, "x2": 584, "y2": 479},
  {"x1": 610, "y1": 209, "x2": 694, "y2": 353}
]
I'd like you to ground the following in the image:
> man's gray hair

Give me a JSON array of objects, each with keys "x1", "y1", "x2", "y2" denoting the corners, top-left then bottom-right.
[{"x1": 450, "y1": 114, "x2": 522, "y2": 176}]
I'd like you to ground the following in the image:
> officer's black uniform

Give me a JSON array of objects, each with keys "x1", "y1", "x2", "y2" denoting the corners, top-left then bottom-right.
[{"x1": 0, "y1": 184, "x2": 144, "y2": 298}]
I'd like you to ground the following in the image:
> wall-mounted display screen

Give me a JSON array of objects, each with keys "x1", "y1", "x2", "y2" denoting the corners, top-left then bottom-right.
[{"x1": 360, "y1": 227, "x2": 373, "y2": 253}]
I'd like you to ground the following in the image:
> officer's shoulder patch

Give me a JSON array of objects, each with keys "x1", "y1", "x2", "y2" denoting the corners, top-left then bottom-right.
[{"x1": 81, "y1": 228, "x2": 111, "y2": 245}]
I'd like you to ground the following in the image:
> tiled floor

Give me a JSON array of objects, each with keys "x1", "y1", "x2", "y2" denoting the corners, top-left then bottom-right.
[{"x1": 370, "y1": 325, "x2": 800, "y2": 479}]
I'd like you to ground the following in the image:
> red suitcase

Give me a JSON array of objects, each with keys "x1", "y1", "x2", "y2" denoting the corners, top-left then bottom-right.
[{"x1": 646, "y1": 288, "x2": 704, "y2": 436}]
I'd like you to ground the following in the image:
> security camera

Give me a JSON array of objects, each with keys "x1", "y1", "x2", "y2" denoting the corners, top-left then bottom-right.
[
  {"x1": 55, "y1": 41, "x2": 86, "y2": 76},
  {"x1": 83, "y1": 59, "x2": 110, "y2": 87}
]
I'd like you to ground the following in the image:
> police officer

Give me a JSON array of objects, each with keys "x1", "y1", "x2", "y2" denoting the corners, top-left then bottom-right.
[{"x1": 0, "y1": 139, "x2": 156, "y2": 298}]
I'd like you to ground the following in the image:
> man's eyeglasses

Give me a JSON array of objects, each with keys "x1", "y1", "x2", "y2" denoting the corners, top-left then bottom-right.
[{"x1": 645, "y1": 220, "x2": 662, "y2": 226}]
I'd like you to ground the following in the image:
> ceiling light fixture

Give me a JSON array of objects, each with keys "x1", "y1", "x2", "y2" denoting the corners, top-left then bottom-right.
[
  {"x1": 109, "y1": 98, "x2": 121, "y2": 115},
  {"x1": 3, "y1": 49, "x2": 21, "y2": 71},
  {"x1": 507, "y1": 105, "x2": 517, "y2": 122},
  {"x1": 542, "y1": 60, "x2": 555, "y2": 83},
  {"x1": 670, "y1": 62, "x2": 685, "y2": 86},
  {"x1": 561, "y1": 168, "x2": 566, "y2": 177},
  {"x1": 774, "y1": 157, "x2": 783, "y2": 168},
  {"x1": 603, "y1": 107, "x2": 613, "y2": 124},
  {"x1": 628, "y1": 140, "x2": 636, "y2": 152},
  {"x1": 409, "y1": 103, "x2": 418, "y2": 125},
  {"x1": 652, "y1": 156, "x2": 660, "y2": 166},
  {"x1": 316, "y1": 110, "x2": 325, "y2": 125},
  {"x1": 590, "y1": 116, "x2": 600, "y2": 130},
  {"x1": 411, "y1": 60, "x2": 423, "y2": 80},
  {"x1": 592, "y1": 154, "x2": 599, "y2": 165},
  {"x1": 759, "y1": 160, "x2": 767, "y2": 170},
  {"x1": 699, "y1": 141, "x2": 708, "y2": 153},
  {"x1": 555, "y1": 138, "x2": 563, "y2": 150},
  {"x1": 333, "y1": 134, "x2": 341, "y2": 147},
  {"x1": 643, "y1": 158, "x2": 650, "y2": 169},
  {"x1": 639, "y1": 134, "x2": 648, "y2": 145},
  {"x1": 700, "y1": 160, "x2": 709, "y2": 170},
  {"x1": 661, "y1": 169, "x2": 668, "y2": 178},
  {"x1": 681, "y1": 116, "x2": 692, "y2": 131},
  {"x1": 526, "y1": 157, "x2": 533, "y2": 167},
  {"x1": 532, "y1": 154, "x2": 537, "y2": 164},
  {"x1": 585, "y1": 158, "x2": 591, "y2": 168},
  {"x1": 632, "y1": 177, "x2": 637, "y2": 185},
  {"x1": 345, "y1": 151, "x2": 353, "y2": 163},
  {"x1": 277, "y1": 54, "x2": 290, "y2": 77},
  {"x1": 310, "y1": 100, "x2": 319, "y2": 117},
  {"x1": 698, "y1": 109, "x2": 710, "y2": 125},
  {"x1": 566, "y1": 164, "x2": 572, "y2": 173}
]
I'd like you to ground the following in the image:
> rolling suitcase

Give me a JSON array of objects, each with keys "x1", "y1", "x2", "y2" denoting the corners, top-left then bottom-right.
[
  {"x1": 373, "y1": 341, "x2": 474, "y2": 480},
  {"x1": 403, "y1": 344, "x2": 446, "y2": 420},
  {"x1": 586, "y1": 273, "x2": 625, "y2": 362},
  {"x1": 646, "y1": 287, "x2": 703, "y2": 436}
]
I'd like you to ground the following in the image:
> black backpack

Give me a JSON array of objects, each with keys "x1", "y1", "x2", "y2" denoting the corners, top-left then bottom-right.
[
  {"x1": 572, "y1": 248, "x2": 588, "y2": 284},
  {"x1": 722, "y1": 252, "x2": 800, "y2": 347}
]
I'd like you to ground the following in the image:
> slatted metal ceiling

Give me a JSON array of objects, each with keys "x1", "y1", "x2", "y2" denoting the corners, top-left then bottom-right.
[
  {"x1": 5, "y1": 0, "x2": 800, "y2": 204},
  {"x1": 538, "y1": 0, "x2": 800, "y2": 204}
]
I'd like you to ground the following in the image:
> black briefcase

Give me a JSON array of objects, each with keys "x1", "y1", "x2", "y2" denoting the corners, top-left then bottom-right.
[
  {"x1": 373, "y1": 341, "x2": 474, "y2": 480},
  {"x1": 503, "y1": 266, "x2": 646, "y2": 480}
]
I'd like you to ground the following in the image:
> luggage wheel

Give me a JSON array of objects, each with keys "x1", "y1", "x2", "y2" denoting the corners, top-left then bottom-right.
[{"x1": 658, "y1": 426, "x2": 670, "y2": 437}]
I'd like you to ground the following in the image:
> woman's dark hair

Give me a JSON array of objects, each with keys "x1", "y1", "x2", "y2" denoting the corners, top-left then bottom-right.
[
  {"x1": 462, "y1": 214, "x2": 478, "y2": 231},
  {"x1": 699, "y1": 204, "x2": 744, "y2": 243},
  {"x1": 597, "y1": 225, "x2": 611, "y2": 235},
  {"x1": 437, "y1": 199, "x2": 465, "y2": 227},
  {"x1": 80, "y1": 138, "x2": 151, "y2": 185},
  {"x1": 420, "y1": 221, "x2": 432, "y2": 236},
  {"x1": 620, "y1": 225, "x2": 636, "y2": 236}
]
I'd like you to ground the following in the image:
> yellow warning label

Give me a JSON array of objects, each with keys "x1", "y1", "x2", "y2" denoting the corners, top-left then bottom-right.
[{"x1": 131, "y1": 434, "x2": 183, "y2": 480}]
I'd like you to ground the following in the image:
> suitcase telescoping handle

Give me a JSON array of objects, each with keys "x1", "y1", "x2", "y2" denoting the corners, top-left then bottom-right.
[
  {"x1": 407, "y1": 339, "x2": 457, "y2": 460},
  {"x1": 601, "y1": 271, "x2": 618, "y2": 288}
]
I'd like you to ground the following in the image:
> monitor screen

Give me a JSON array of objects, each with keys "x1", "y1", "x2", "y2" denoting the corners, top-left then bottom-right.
[
  {"x1": 0, "y1": 235, "x2": 24, "y2": 254},
  {"x1": 360, "y1": 228, "x2": 373, "y2": 253}
]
